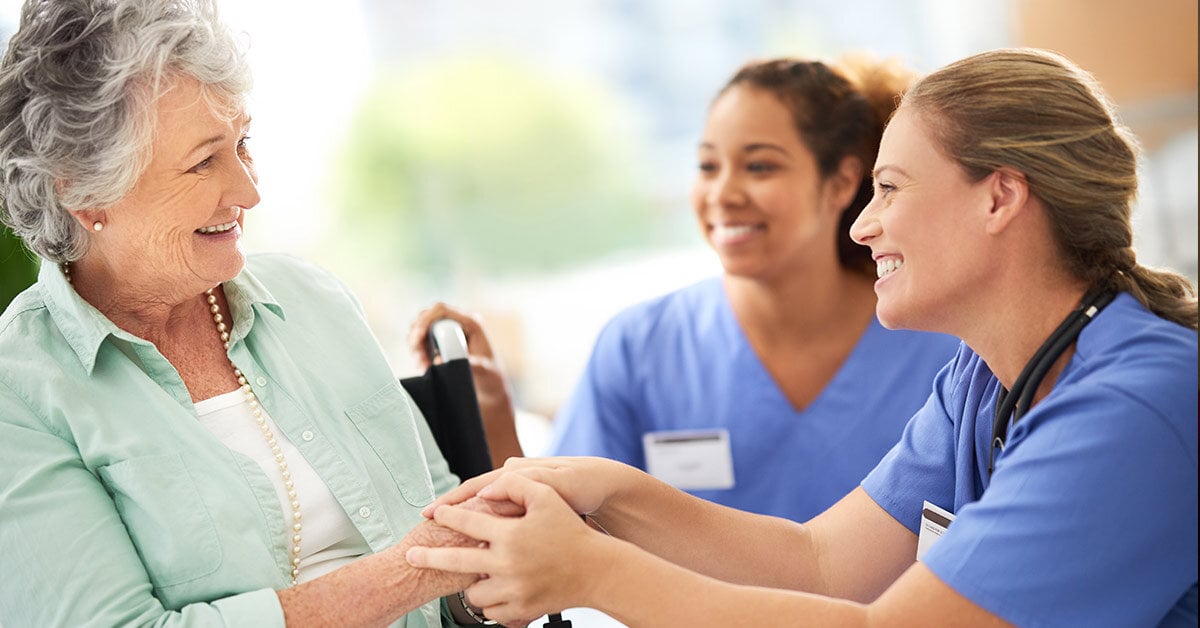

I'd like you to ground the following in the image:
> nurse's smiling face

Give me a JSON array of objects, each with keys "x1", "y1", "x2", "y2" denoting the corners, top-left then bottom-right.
[
  {"x1": 690, "y1": 85, "x2": 854, "y2": 283},
  {"x1": 849, "y1": 107, "x2": 995, "y2": 333}
]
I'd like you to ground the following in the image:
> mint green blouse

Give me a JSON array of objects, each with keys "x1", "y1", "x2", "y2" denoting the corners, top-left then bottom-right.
[{"x1": 0, "y1": 254, "x2": 460, "y2": 627}]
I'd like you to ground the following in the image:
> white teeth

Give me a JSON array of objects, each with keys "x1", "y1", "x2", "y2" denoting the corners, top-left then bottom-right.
[
  {"x1": 711, "y1": 224, "x2": 762, "y2": 243},
  {"x1": 875, "y1": 258, "x2": 903, "y2": 278},
  {"x1": 197, "y1": 220, "x2": 237, "y2": 234}
]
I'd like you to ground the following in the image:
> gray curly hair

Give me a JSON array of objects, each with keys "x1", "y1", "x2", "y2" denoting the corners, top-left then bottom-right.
[{"x1": 0, "y1": 0, "x2": 251, "y2": 262}]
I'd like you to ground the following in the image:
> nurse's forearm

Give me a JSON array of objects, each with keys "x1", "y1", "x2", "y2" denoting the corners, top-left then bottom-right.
[
  {"x1": 579, "y1": 533, "x2": 865, "y2": 628},
  {"x1": 483, "y1": 401, "x2": 524, "y2": 467},
  {"x1": 571, "y1": 533, "x2": 1003, "y2": 628},
  {"x1": 590, "y1": 468, "x2": 822, "y2": 592}
]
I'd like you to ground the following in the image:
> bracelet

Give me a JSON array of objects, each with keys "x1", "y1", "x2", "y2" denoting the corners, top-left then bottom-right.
[{"x1": 457, "y1": 590, "x2": 497, "y2": 625}]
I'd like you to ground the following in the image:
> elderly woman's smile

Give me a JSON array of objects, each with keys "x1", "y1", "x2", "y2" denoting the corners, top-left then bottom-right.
[
  {"x1": 197, "y1": 217, "x2": 241, "y2": 235},
  {"x1": 75, "y1": 75, "x2": 260, "y2": 296},
  {"x1": 0, "y1": 2, "x2": 515, "y2": 622}
]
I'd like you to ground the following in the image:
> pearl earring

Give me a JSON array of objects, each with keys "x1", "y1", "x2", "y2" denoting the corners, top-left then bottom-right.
[{"x1": 92, "y1": 221, "x2": 103, "y2": 232}]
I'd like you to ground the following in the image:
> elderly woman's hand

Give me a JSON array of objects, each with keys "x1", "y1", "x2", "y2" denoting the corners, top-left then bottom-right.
[
  {"x1": 412, "y1": 495, "x2": 523, "y2": 554},
  {"x1": 408, "y1": 303, "x2": 523, "y2": 464}
]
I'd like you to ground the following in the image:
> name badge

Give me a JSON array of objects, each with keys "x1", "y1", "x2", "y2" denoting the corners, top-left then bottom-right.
[
  {"x1": 643, "y1": 429, "x2": 735, "y2": 491},
  {"x1": 916, "y1": 500, "x2": 956, "y2": 561}
]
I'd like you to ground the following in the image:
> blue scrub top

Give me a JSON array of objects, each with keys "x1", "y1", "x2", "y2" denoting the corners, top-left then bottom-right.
[
  {"x1": 547, "y1": 278, "x2": 960, "y2": 523},
  {"x1": 863, "y1": 293, "x2": 1198, "y2": 627}
]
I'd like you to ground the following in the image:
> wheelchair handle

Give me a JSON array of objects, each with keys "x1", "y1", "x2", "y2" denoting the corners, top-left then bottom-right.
[{"x1": 428, "y1": 319, "x2": 469, "y2": 362}]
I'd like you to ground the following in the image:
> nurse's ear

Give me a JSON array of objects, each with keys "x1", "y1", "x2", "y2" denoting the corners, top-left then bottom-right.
[
  {"x1": 983, "y1": 167, "x2": 1030, "y2": 236},
  {"x1": 822, "y1": 155, "x2": 865, "y2": 217}
]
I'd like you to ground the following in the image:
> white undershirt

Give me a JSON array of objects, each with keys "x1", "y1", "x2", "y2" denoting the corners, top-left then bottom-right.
[{"x1": 194, "y1": 390, "x2": 369, "y2": 583}]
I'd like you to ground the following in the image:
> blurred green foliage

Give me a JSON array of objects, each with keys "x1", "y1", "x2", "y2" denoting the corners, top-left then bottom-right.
[
  {"x1": 328, "y1": 55, "x2": 659, "y2": 277},
  {"x1": 1, "y1": 224, "x2": 39, "y2": 311}
]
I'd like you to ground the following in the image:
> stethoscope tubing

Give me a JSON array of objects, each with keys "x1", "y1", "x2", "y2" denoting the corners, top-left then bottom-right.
[{"x1": 988, "y1": 288, "x2": 1117, "y2": 478}]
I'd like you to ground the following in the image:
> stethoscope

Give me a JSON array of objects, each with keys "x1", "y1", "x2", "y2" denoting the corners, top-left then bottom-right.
[{"x1": 987, "y1": 287, "x2": 1117, "y2": 477}]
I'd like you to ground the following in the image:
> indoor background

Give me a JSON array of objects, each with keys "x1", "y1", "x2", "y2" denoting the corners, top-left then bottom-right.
[
  {"x1": 0, "y1": 1, "x2": 1195, "y2": 626},
  {"x1": 1, "y1": 0, "x2": 1196, "y2": 451}
]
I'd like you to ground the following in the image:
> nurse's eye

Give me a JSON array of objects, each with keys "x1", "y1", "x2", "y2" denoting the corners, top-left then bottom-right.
[
  {"x1": 874, "y1": 181, "x2": 896, "y2": 196},
  {"x1": 746, "y1": 161, "x2": 778, "y2": 174},
  {"x1": 698, "y1": 160, "x2": 718, "y2": 174}
]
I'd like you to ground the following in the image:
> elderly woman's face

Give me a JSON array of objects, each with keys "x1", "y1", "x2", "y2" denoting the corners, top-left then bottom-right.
[{"x1": 85, "y1": 76, "x2": 259, "y2": 295}]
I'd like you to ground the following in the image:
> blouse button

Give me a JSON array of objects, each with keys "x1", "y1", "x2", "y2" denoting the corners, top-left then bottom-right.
[
  {"x1": 256, "y1": 376, "x2": 268, "y2": 387},
  {"x1": 301, "y1": 430, "x2": 315, "y2": 442},
  {"x1": 358, "y1": 506, "x2": 372, "y2": 518}
]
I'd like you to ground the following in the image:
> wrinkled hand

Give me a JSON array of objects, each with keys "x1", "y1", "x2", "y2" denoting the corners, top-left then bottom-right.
[
  {"x1": 422, "y1": 456, "x2": 637, "y2": 522},
  {"x1": 408, "y1": 475, "x2": 618, "y2": 624},
  {"x1": 408, "y1": 303, "x2": 520, "y2": 462},
  {"x1": 407, "y1": 495, "x2": 523, "y2": 552},
  {"x1": 393, "y1": 494, "x2": 525, "y2": 606}
]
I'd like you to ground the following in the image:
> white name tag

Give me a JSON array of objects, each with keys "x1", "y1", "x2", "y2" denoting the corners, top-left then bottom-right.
[
  {"x1": 916, "y1": 500, "x2": 956, "y2": 561},
  {"x1": 643, "y1": 429, "x2": 735, "y2": 491}
]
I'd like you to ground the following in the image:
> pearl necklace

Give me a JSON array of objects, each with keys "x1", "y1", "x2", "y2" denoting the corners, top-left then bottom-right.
[
  {"x1": 61, "y1": 264, "x2": 303, "y2": 585},
  {"x1": 205, "y1": 287, "x2": 304, "y2": 586}
]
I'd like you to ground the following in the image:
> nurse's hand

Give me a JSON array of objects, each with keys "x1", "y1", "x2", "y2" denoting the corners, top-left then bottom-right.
[
  {"x1": 407, "y1": 474, "x2": 619, "y2": 624},
  {"x1": 400, "y1": 495, "x2": 524, "y2": 564},
  {"x1": 408, "y1": 302, "x2": 523, "y2": 465},
  {"x1": 421, "y1": 456, "x2": 640, "y2": 521},
  {"x1": 408, "y1": 303, "x2": 511, "y2": 400}
]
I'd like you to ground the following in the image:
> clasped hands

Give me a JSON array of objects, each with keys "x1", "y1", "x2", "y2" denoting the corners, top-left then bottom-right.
[{"x1": 409, "y1": 458, "x2": 623, "y2": 626}]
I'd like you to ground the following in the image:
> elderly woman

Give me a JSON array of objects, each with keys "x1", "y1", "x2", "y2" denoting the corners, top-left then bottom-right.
[
  {"x1": 0, "y1": 1, "x2": 505, "y2": 626},
  {"x1": 408, "y1": 49, "x2": 1198, "y2": 627}
]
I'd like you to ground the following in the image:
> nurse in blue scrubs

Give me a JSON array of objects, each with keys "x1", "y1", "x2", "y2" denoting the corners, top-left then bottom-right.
[
  {"x1": 409, "y1": 48, "x2": 1198, "y2": 627},
  {"x1": 413, "y1": 56, "x2": 959, "y2": 524}
]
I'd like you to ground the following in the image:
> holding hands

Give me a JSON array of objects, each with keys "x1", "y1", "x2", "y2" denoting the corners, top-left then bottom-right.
[
  {"x1": 406, "y1": 457, "x2": 643, "y2": 624},
  {"x1": 423, "y1": 456, "x2": 635, "y2": 518}
]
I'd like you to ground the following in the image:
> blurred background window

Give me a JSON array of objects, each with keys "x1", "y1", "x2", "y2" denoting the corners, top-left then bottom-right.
[{"x1": 2, "y1": 0, "x2": 1195, "y2": 423}]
